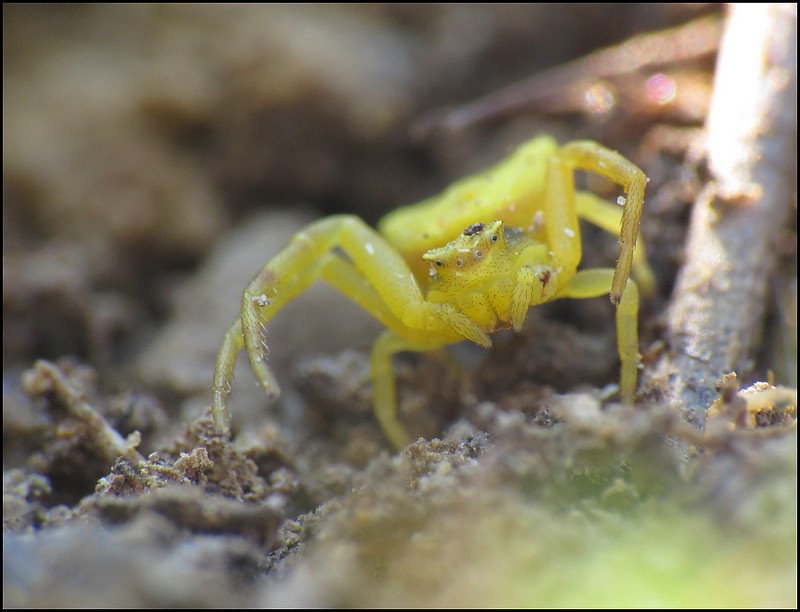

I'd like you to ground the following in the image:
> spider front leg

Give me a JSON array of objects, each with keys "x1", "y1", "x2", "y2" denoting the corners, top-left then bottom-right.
[
  {"x1": 544, "y1": 142, "x2": 646, "y2": 402},
  {"x1": 547, "y1": 141, "x2": 647, "y2": 304},
  {"x1": 557, "y1": 269, "x2": 640, "y2": 403},
  {"x1": 575, "y1": 192, "x2": 655, "y2": 296},
  {"x1": 212, "y1": 214, "x2": 477, "y2": 444},
  {"x1": 212, "y1": 251, "x2": 396, "y2": 438}
]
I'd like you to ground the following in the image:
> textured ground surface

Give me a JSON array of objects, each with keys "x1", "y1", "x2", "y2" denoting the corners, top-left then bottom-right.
[{"x1": 4, "y1": 5, "x2": 796, "y2": 607}]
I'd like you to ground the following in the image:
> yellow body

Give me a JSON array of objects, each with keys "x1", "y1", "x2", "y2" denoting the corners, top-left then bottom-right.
[{"x1": 213, "y1": 137, "x2": 654, "y2": 449}]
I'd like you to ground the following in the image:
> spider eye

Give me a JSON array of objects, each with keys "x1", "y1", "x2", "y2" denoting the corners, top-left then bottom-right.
[
  {"x1": 474, "y1": 250, "x2": 483, "y2": 259},
  {"x1": 436, "y1": 260, "x2": 443, "y2": 267},
  {"x1": 463, "y1": 222, "x2": 484, "y2": 236},
  {"x1": 491, "y1": 234, "x2": 499, "y2": 243},
  {"x1": 455, "y1": 258, "x2": 464, "y2": 267}
]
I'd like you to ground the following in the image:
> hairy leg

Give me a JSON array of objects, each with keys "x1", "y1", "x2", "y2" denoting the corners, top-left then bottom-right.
[
  {"x1": 213, "y1": 215, "x2": 467, "y2": 440},
  {"x1": 555, "y1": 142, "x2": 646, "y2": 304},
  {"x1": 575, "y1": 191, "x2": 655, "y2": 295}
]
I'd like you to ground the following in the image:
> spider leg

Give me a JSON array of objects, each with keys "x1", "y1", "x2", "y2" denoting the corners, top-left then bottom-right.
[
  {"x1": 370, "y1": 329, "x2": 447, "y2": 449},
  {"x1": 555, "y1": 142, "x2": 647, "y2": 305},
  {"x1": 213, "y1": 214, "x2": 471, "y2": 443},
  {"x1": 557, "y1": 268, "x2": 640, "y2": 403},
  {"x1": 575, "y1": 191, "x2": 655, "y2": 296}
]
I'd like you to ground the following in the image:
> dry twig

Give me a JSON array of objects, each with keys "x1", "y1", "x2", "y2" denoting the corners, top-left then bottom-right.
[
  {"x1": 412, "y1": 14, "x2": 723, "y2": 136},
  {"x1": 645, "y1": 4, "x2": 797, "y2": 427},
  {"x1": 22, "y1": 360, "x2": 146, "y2": 466}
]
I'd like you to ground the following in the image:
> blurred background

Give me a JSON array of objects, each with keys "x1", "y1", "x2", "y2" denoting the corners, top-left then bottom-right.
[{"x1": 3, "y1": 3, "x2": 720, "y2": 379}]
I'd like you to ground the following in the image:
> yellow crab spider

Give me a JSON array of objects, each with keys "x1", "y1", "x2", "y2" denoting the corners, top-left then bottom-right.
[{"x1": 213, "y1": 136, "x2": 654, "y2": 449}]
